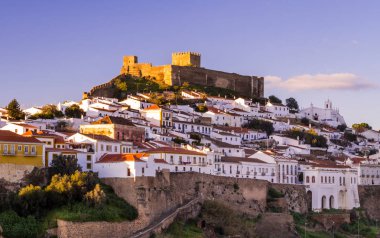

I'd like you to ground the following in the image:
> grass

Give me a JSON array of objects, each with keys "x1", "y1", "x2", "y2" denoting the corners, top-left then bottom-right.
[
  {"x1": 157, "y1": 220, "x2": 204, "y2": 238},
  {"x1": 42, "y1": 183, "x2": 137, "y2": 229}
]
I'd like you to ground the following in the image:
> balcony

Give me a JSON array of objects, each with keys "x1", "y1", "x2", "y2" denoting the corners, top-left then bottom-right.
[
  {"x1": 2, "y1": 151, "x2": 15, "y2": 156},
  {"x1": 261, "y1": 172, "x2": 266, "y2": 176}
]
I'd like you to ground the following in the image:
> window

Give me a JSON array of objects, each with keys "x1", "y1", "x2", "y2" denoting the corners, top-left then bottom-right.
[
  {"x1": 87, "y1": 155, "x2": 91, "y2": 161},
  {"x1": 142, "y1": 167, "x2": 145, "y2": 175},
  {"x1": 101, "y1": 145, "x2": 104, "y2": 151},
  {"x1": 106, "y1": 145, "x2": 112, "y2": 152},
  {"x1": 312, "y1": 176, "x2": 315, "y2": 183},
  {"x1": 18, "y1": 145, "x2": 22, "y2": 151},
  {"x1": 24, "y1": 145, "x2": 29, "y2": 154},
  {"x1": 170, "y1": 156, "x2": 174, "y2": 164},
  {"x1": 114, "y1": 146, "x2": 118, "y2": 152},
  {"x1": 10, "y1": 145, "x2": 15, "y2": 154},
  {"x1": 127, "y1": 168, "x2": 131, "y2": 176},
  {"x1": 31, "y1": 146, "x2": 36, "y2": 154},
  {"x1": 3, "y1": 145, "x2": 8, "y2": 154},
  {"x1": 86, "y1": 163, "x2": 91, "y2": 170}
]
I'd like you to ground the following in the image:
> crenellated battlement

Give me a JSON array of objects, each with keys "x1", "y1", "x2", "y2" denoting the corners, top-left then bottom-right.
[{"x1": 116, "y1": 51, "x2": 264, "y2": 98}]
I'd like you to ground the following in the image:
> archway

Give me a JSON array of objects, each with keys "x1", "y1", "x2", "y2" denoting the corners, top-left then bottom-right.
[
  {"x1": 307, "y1": 190, "x2": 312, "y2": 211},
  {"x1": 329, "y1": 195, "x2": 335, "y2": 209},
  {"x1": 338, "y1": 190, "x2": 345, "y2": 209},
  {"x1": 321, "y1": 196, "x2": 327, "y2": 210}
]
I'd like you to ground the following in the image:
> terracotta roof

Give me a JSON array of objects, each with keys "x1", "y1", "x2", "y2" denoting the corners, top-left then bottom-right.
[
  {"x1": 11, "y1": 123, "x2": 38, "y2": 129},
  {"x1": 221, "y1": 156, "x2": 267, "y2": 164},
  {"x1": 0, "y1": 130, "x2": 43, "y2": 143},
  {"x1": 145, "y1": 147, "x2": 206, "y2": 156},
  {"x1": 45, "y1": 148, "x2": 78, "y2": 153},
  {"x1": 90, "y1": 107, "x2": 118, "y2": 112},
  {"x1": 23, "y1": 130, "x2": 67, "y2": 144},
  {"x1": 80, "y1": 133, "x2": 119, "y2": 142},
  {"x1": 350, "y1": 157, "x2": 366, "y2": 164},
  {"x1": 96, "y1": 153, "x2": 146, "y2": 163},
  {"x1": 154, "y1": 159, "x2": 168, "y2": 164},
  {"x1": 91, "y1": 116, "x2": 134, "y2": 126},
  {"x1": 144, "y1": 104, "x2": 160, "y2": 110}
]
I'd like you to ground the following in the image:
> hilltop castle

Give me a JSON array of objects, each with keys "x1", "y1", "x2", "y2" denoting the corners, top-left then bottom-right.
[{"x1": 119, "y1": 52, "x2": 264, "y2": 98}]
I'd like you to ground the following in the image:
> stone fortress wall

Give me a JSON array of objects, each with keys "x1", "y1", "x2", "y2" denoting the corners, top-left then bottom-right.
[{"x1": 119, "y1": 52, "x2": 264, "y2": 98}]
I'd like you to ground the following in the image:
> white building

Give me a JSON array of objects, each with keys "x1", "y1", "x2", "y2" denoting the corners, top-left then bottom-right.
[
  {"x1": 298, "y1": 100, "x2": 346, "y2": 128},
  {"x1": 203, "y1": 107, "x2": 243, "y2": 127},
  {"x1": 302, "y1": 161, "x2": 360, "y2": 212},
  {"x1": 265, "y1": 102, "x2": 289, "y2": 117}
]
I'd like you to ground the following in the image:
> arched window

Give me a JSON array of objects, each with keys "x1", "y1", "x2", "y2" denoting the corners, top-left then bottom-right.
[
  {"x1": 306, "y1": 176, "x2": 310, "y2": 183},
  {"x1": 312, "y1": 176, "x2": 315, "y2": 183},
  {"x1": 286, "y1": 165, "x2": 289, "y2": 174},
  {"x1": 321, "y1": 176, "x2": 323, "y2": 183},
  {"x1": 328, "y1": 177, "x2": 331, "y2": 183},
  {"x1": 290, "y1": 165, "x2": 293, "y2": 175},
  {"x1": 332, "y1": 177, "x2": 335, "y2": 183}
]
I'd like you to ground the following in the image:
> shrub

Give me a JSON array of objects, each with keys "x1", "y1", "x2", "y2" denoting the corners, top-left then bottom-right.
[
  {"x1": 16, "y1": 185, "x2": 47, "y2": 217},
  {"x1": 0, "y1": 211, "x2": 43, "y2": 238},
  {"x1": 243, "y1": 119, "x2": 274, "y2": 136},
  {"x1": 84, "y1": 184, "x2": 106, "y2": 207}
]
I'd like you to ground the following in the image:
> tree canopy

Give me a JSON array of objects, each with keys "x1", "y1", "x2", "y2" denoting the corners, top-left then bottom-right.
[
  {"x1": 352, "y1": 123, "x2": 372, "y2": 133},
  {"x1": 65, "y1": 104, "x2": 85, "y2": 118},
  {"x1": 268, "y1": 95, "x2": 282, "y2": 104},
  {"x1": 49, "y1": 155, "x2": 82, "y2": 178},
  {"x1": 6, "y1": 99, "x2": 25, "y2": 120},
  {"x1": 285, "y1": 97, "x2": 299, "y2": 113},
  {"x1": 243, "y1": 118, "x2": 274, "y2": 136}
]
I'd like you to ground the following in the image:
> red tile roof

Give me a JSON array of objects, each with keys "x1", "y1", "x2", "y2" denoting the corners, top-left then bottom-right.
[
  {"x1": 0, "y1": 130, "x2": 43, "y2": 143},
  {"x1": 145, "y1": 147, "x2": 206, "y2": 156},
  {"x1": 144, "y1": 104, "x2": 160, "y2": 110},
  {"x1": 96, "y1": 153, "x2": 147, "y2": 163},
  {"x1": 154, "y1": 159, "x2": 168, "y2": 164}
]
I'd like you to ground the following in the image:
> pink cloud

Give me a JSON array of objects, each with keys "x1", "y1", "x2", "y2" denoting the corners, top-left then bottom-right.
[{"x1": 265, "y1": 73, "x2": 376, "y2": 91}]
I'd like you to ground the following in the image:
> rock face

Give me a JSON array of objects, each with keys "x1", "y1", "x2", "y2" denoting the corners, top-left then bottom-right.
[
  {"x1": 103, "y1": 171, "x2": 270, "y2": 224},
  {"x1": 270, "y1": 184, "x2": 309, "y2": 214},
  {"x1": 358, "y1": 185, "x2": 380, "y2": 220},
  {"x1": 255, "y1": 213, "x2": 298, "y2": 238},
  {"x1": 103, "y1": 171, "x2": 309, "y2": 225}
]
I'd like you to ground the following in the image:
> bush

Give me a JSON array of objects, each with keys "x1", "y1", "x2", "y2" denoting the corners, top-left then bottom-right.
[
  {"x1": 284, "y1": 129, "x2": 327, "y2": 148},
  {"x1": 243, "y1": 119, "x2": 274, "y2": 136},
  {"x1": 84, "y1": 184, "x2": 106, "y2": 207},
  {"x1": 0, "y1": 211, "x2": 43, "y2": 238},
  {"x1": 45, "y1": 171, "x2": 99, "y2": 203},
  {"x1": 15, "y1": 185, "x2": 47, "y2": 218}
]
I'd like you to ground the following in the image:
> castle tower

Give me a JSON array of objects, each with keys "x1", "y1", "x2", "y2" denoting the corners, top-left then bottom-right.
[
  {"x1": 123, "y1": 56, "x2": 138, "y2": 66},
  {"x1": 121, "y1": 55, "x2": 139, "y2": 75},
  {"x1": 172, "y1": 52, "x2": 201, "y2": 67},
  {"x1": 325, "y1": 99, "x2": 332, "y2": 110}
]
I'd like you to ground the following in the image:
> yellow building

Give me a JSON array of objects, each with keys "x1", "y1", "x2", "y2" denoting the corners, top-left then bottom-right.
[{"x1": 0, "y1": 130, "x2": 45, "y2": 167}]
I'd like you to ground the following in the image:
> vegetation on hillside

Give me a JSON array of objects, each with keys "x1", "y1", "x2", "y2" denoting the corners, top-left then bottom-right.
[
  {"x1": 0, "y1": 155, "x2": 137, "y2": 238},
  {"x1": 243, "y1": 118, "x2": 274, "y2": 136},
  {"x1": 284, "y1": 128, "x2": 328, "y2": 148}
]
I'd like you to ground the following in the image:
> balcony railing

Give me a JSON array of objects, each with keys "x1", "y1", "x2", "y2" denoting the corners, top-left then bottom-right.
[{"x1": 2, "y1": 151, "x2": 15, "y2": 156}]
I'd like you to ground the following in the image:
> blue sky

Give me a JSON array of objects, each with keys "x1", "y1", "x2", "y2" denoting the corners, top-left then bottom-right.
[{"x1": 0, "y1": 1, "x2": 379, "y2": 128}]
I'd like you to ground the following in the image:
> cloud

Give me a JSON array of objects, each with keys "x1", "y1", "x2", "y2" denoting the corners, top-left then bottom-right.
[{"x1": 265, "y1": 73, "x2": 376, "y2": 91}]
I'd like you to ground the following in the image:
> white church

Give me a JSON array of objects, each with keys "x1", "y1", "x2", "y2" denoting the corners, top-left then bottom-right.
[{"x1": 298, "y1": 99, "x2": 346, "y2": 128}]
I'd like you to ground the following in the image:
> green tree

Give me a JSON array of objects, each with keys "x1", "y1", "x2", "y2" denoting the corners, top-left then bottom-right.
[
  {"x1": 285, "y1": 97, "x2": 299, "y2": 113},
  {"x1": 114, "y1": 78, "x2": 128, "y2": 91},
  {"x1": 49, "y1": 155, "x2": 82, "y2": 177},
  {"x1": 6, "y1": 99, "x2": 25, "y2": 120},
  {"x1": 352, "y1": 123, "x2": 372, "y2": 133},
  {"x1": 268, "y1": 95, "x2": 282, "y2": 104},
  {"x1": 243, "y1": 119, "x2": 274, "y2": 136},
  {"x1": 65, "y1": 104, "x2": 85, "y2": 118}
]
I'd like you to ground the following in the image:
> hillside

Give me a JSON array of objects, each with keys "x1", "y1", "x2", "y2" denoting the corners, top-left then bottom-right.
[{"x1": 87, "y1": 74, "x2": 246, "y2": 101}]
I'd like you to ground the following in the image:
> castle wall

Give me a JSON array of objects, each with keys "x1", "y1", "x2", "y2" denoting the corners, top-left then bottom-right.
[{"x1": 170, "y1": 65, "x2": 264, "y2": 98}]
